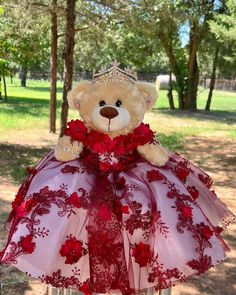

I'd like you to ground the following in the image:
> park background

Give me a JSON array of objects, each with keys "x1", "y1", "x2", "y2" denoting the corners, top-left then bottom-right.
[{"x1": 0, "y1": 1, "x2": 235, "y2": 294}]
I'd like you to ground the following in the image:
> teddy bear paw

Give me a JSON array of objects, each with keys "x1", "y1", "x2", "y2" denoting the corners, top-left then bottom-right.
[
  {"x1": 137, "y1": 143, "x2": 169, "y2": 166},
  {"x1": 54, "y1": 135, "x2": 83, "y2": 162}
]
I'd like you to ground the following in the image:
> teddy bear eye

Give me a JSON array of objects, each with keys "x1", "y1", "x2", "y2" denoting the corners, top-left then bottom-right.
[
  {"x1": 115, "y1": 100, "x2": 122, "y2": 107},
  {"x1": 99, "y1": 100, "x2": 106, "y2": 107}
]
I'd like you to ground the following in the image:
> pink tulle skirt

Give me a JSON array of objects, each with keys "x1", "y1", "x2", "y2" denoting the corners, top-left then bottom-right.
[{"x1": 0, "y1": 150, "x2": 234, "y2": 294}]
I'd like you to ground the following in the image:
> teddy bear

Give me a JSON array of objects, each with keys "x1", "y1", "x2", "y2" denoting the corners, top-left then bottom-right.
[
  {"x1": 0, "y1": 61, "x2": 234, "y2": 295},
  {"x1": 54, "y1": 69, "x2": 168, "y2": 167}
]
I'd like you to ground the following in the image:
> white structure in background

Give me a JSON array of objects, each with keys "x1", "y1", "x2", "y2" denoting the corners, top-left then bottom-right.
[{"x1": 156, "y1": 74, "x2": 176, "y2": 90}]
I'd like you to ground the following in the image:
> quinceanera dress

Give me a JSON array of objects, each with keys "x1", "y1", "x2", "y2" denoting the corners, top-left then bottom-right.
[{"x1": 0, "y1": 120, "x2": 235, "y2": 294}]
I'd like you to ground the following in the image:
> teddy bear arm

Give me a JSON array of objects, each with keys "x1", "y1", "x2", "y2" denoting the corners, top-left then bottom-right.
[
  {"x1": 137, "y1": 143, "x2": 169, "y2": 167},
  {"x1": 54, "y1": 135, "x2": 83, "y2": 162}
]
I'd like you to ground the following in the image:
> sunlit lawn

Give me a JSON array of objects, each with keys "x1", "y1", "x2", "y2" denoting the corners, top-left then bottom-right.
[{"x1": 0, "y1": 78, "x2": 235, "y2": 143}]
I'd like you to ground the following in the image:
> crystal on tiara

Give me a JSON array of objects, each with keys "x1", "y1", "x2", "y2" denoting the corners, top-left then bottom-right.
[{"x1": 92, "y1": 60, "x2": 138, "y2": 84}]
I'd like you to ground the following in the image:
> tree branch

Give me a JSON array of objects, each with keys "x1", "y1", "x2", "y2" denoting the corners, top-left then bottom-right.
[{"x1": 57, "y1": 26, "x2": 89, "y2": 38}]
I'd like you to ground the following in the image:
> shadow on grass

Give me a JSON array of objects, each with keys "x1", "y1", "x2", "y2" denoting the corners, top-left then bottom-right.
[
  {"x1": 0, "y1": 96, "x2": 61, "y2": 118},
  {"x1": 0, "y1": 133, "x2": 183, "y2": 186},
  {"x1": 183, "y1": 136, "x2": 236, "y2": 191},
  {"x1": 0, "y1": 143, "x2": 50, "y2": 185},
  {"x1": 28, "y1": 86, "x2": 63, "y2": 93},
  {"x1": 153, "y1": 108, "x2": 236, "y2": 124},
  {"x1": 158, "y1": 133, "x2": 185, "y2": 152}
]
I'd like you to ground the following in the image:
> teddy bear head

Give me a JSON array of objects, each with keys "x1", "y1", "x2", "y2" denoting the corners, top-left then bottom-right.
[{"x1": 67, "y1": 67, "x2": 157, "y2": 137}]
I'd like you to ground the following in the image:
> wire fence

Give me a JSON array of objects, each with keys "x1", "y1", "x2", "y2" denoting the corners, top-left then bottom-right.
[
  {"x1": 26, "y1": 71, "x2": 236, "y2": 91},
  {"x1": 199, "y1": 77, "x2": 236, "y2": 92}
]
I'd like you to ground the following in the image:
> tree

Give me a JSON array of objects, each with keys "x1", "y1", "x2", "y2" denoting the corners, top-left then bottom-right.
[
  {"x1": 60, "y1": 0, "x2": 76, "y2": 137},
  {"x1": 0, "y1": 1, "x2": 50, "y2": 87},
  {"x1": 50, "y1": 0, "x2": 59, "y2": 133},
  {"x1": 209, "y1": 0, "x2": 236, "y2": 78},
  {"x1": 0, "y1": 58, "x2": 17, "y2": 100},
  {"x1": 126, "y1": 0, "x2": 227, "y2": 111},
  {"x1": 202, "y1": 0, "x2": 236, "y2": 110},
  {"x1": 205, "y1": 44, "x2": 220, "y2": 111}
]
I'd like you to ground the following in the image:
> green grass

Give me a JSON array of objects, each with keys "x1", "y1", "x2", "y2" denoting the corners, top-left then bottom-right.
[
  {"x1": 0, "y1": 79, "x2": 62, "y2": 132},
  {"x1": 157, "y1": 88, "x2": 236, "y2": 113},
  {"x1": 0, "y1": 78, "x2": 235, "y2": 184},
  {"x1": 0, "y1": 78, "x2": 235, "y2": 140},
  {"x1": 150, "y1": 88, "x2": 236, "y2": 140}
]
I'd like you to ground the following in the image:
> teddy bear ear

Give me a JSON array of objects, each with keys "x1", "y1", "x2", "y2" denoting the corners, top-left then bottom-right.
[
  {"x1": 136, "y1": 81, "x2": 158, "y2": 110},
  {"x1": 67, "y1": 81, "x2": 92, "y2": 109}
]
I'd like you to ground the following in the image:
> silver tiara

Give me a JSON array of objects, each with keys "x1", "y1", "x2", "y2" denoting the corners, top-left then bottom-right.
[{"x1": 92, "y1": 60, "x2": 138, "y2": 84}]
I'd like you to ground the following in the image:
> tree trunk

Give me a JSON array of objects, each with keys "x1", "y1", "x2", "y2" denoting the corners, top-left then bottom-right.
[
  {"x1": 3, "y1": 75, "x2": 7, "y2": 101},
  {"x1": 167, "y1": 72, "x2": 175, "y2": 110},
  {"x1": 161, "y1": 41, "x2": 185, "y2": 110},
  {"x1": 205, "y1": 46, "x2": 220, "y2": 111},
  {"x1": 49, "y1": 0, "x2": 58, "y2": 133},
  {"x1": 186, "y1": 55, "x2": 199, "y2": 111},
  {"x1": 185, "y1": 24, "x2": 199, "y2": 111},
  {"x1": 60, "y1": 0, "x2": 76, "y2": 137},
  {"x1": 20, "y1": 66, "x2": 28, "y2": 87}
]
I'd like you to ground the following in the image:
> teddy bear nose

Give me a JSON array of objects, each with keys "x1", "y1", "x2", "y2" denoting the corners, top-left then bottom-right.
[{"x1": 100, "y1": 107, "x2": 118, "y2": 119}]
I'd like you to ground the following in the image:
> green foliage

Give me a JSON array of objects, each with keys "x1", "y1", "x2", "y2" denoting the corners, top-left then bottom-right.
[
  {"x1": 210, "y1": 0, "x2": 236, "y2": 41},
  {"x1": 0, "y1": 1, "x2": 50, "y2": 73},
  {"x1": 0, "y1": 58, "x2": 17, "y2": 76},
  {"x1": 208, "y1": 0, "x2": 236, "y2": 78}
]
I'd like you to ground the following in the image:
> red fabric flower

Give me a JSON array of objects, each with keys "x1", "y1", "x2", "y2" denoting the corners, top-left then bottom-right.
[
  {"x1": 12, "y1": 193, "x2": 24, "y2": 210},
  {"x1": 19, "y1": 235, "x2": 36, "y2": 254},
  {"x1": 84, "y1": 131, "x2": 113, "y2": 154},
  {"x1": 180, "y1": 205, "x2": 192, "y2": 218},
  {"x1": 16, "y1": 198, "x2": 38, "y2": 218},
  {"x1": 66, "y1": 192, "x2": 81, "y2": 209},
  {"x1": 132, "y1": 242, "x2": 152, "y2": 267},
  {"x1": 60, "y1": 237, "x2": 84, "y2": 264},
  {"x1": 121, "y1": 205, "x2": 129, "y2": 214},
  {"x1": 133, "y1": 124, "x2": 154, "y2": 145},
  {"x1": 199, "y1": 224, "x2": 213, "y2": 240},
  {"x1": 115, "y1": 176, "x2": 126, "y2": 190},
  {"x1": 146, "y1": 170, "x2": 165, "y2": 182},
  {"x1": 80, "y1": 282, "x2": 92, "y2": 295},
  {"x1": 98, "y1": 204, "x2": 112, "y2": 221},
  {"x1": 64, "y1": 119, "x2": 88, "y2": 142},
  {"x1": 113, "y1": 136, "x2": 127, "y2": 155},
  {"x1": 99, "y1": 161, "x2": 112, "y2": 172},
  {"x1": 167, "y1": 189, "x2": 179, "y2": 199},
  {"x1": 175, "y1": 167, "x2": 190, "y2": 181},
  {"x1": 64, "y1": 120, "x2": 155, "y2": 157},
  {"x1": 187, "y1": 186, "x2": 199, "y2": 200}
]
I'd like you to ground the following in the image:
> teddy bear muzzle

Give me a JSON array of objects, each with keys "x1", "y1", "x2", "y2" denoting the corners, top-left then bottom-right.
[{"x1": 100, "y1": 106, "x2": 119, "y2": 119}]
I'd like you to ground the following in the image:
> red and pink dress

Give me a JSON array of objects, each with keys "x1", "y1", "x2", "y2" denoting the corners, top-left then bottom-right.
[{"x1": 0, "y1": 120, "x2": 234, "y2": 294}]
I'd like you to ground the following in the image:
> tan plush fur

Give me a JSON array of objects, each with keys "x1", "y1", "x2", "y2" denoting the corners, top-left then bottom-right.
[
  {"x1": 54, "y1": 135, "x2": 83, "y2": 161},
  {"x1": 55, "y1": 80, "x2": 168, "y2": 166},
  {"x1": 137, "y1": 144, "x2": 168, "y2": 166}
]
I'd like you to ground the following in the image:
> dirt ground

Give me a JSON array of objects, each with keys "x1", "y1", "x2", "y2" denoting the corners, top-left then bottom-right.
[{"x1": 0, "y1": 134, "x2": 235, "y2": 295}]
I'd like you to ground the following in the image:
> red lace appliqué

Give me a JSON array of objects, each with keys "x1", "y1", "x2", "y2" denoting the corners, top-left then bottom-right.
[{"x1": 146, "y1": 166, "x2": 215, "y2": 276}]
